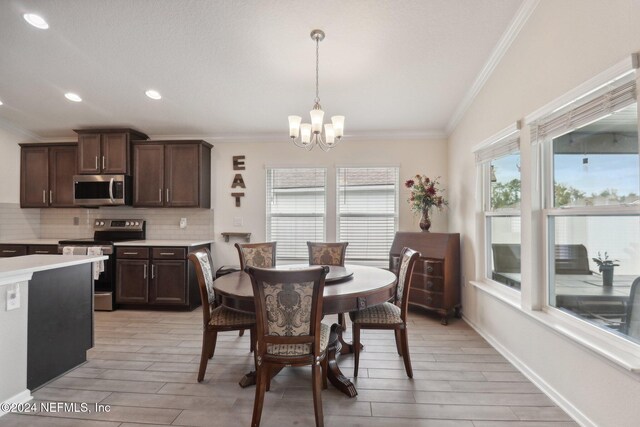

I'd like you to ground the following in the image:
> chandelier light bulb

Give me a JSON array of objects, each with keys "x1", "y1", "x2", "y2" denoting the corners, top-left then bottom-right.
[
  {"x1": 288, "y1": 115, "x2": 302, "y2": 138},
  {"x1": 331, "y1": 116, "x2": 345, "y2": 139},
  {"x1": 310, "y1": 108, "x2": 324, "y2": 134},
  {"x1": 324, "y1": 124, "x2": 335, "y2": 144},
  {"x1": 300, "y1": 123, "x2": 312, "y2": 144}
]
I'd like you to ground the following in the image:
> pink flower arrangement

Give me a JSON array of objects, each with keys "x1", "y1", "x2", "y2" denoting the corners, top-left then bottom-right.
[{"x1": 405, "y1": 175, "x2": 447, "y2": 214}]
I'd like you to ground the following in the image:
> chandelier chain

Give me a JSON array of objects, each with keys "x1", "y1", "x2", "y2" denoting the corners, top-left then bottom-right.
[{"x1": 315, "y1": 36, "x2": 320, "y2": 104}]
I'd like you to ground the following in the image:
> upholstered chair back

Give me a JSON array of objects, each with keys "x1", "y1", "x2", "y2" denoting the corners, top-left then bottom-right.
[
  {"x1": 307, "y1": 241, "x2": 348, "y2": 266},
  {"x1": 395, "y1": 247, "x2": 420, "y2": 317},
  {"x1": 235, "y1": 242, "x2": 277, "y2": 270},
  {"x1": 247, "y1": 265, "x2": 329, "y2": 357},
  {"x1": 188, "y1": 248, "x2": 217, "y2": 327}
]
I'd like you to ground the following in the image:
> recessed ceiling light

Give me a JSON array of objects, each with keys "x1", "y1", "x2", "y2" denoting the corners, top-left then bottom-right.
[
  {"x1": 0, "y1": 99, "x2": 3, "y2": 106},
  {"x1": 64, "y1": 93, "x2": 82, "y2": 102},
  {"x1": 23, "y1": 13, "x2": 49, "y2": 30},
  {"x1": 145, "y1": 89, "x2": 162, "y2": 100}
]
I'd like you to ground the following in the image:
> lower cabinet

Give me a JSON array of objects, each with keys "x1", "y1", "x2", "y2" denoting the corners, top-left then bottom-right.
[
  {"x1": 116, "y1": 245, "x2": 203, "y2": 310},
  {"x1": 0, "y1": 244, "x2": 59, "y2": 257}
]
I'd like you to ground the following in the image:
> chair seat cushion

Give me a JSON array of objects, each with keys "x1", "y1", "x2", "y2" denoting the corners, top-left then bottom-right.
[
  {"x1": 209, "y1": 305, "x2": 256, "y2": 327},
  {"x1": 266, "y1": 323, "x2": 330, "y2": 356},
  {"x1": 353, "y1": 302, "x2": 402, "y2": 325}
]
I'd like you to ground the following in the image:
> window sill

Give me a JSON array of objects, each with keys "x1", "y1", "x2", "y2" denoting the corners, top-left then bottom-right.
[{"x1": 470, "y1": 280, "x2": 640, "y2": 374}]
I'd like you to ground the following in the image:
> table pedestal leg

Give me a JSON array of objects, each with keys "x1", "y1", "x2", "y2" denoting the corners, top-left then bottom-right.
[
  {"x1": 326, "y1": 323, "x2": 357, "y2": 397},
  {"x1": 238, "y1": 367, "x2": 283, "y2": 388}
]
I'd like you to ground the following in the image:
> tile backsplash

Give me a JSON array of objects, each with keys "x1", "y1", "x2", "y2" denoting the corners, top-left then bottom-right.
[
  {"x1": 40, "y1": 207, "x2": 214, "y2": 240},
  {"x1": 0, "y1": 203, "x2": 40, "y2": 240}
]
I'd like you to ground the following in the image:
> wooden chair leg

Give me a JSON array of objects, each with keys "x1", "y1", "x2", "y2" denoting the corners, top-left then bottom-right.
[
  {"x1": 311, "y1": 363, "x2": 324, "y2": 427},
  {"x1": 353, "y1": 324, "x2": 361, "y2": 377},
  {"x1": 394, "y1": 329, "x2": 403, "y2": 356},
  {"x1": 265, "y1": 365, "x2": 271, "y2": 392},
  {"x1": 337, "y1": 313, "x2": 346, "y2": 330},
  {"x1": 239, "y1": 329, "x2": 245, "y2": 337},
  {"x1": 208, "y1": 331, "x2": 218, "y2": 360},
  {"x1": 249, "y1": 326, "x2": 256, "y2": 353},
  {"x1": 251, "y1": 363, "x2": 269, "y2": 427},
  {"x1": 198, "y1": 332, "x2": 212, "y2": 382},
  {"x1": 400, "y1": 326, "x2": 413, "y2": 378}
]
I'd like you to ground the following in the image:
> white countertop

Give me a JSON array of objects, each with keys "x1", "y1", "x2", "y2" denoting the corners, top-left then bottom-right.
[
  {"x1": 0, "y1": 255, "x2": 107, "y2": 286},
  {"x1": 0, "y1": 239, "x2": 66, "y2": 245},
  {"x1": 114, "y1": 240, "x2": 214, "y2": 247}
]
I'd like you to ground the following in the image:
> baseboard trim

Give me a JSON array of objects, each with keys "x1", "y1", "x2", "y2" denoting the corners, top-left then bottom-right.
[
  {"x1": 0, "y1": 390, "x2": 33, "y2": 417},
  {"x1": 462, "y1": 314, "x2": 595, "y2": 427}
]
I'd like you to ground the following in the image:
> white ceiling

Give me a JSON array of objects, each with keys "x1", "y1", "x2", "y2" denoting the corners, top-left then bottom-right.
[{"x1": 0, "y1": 0, "x2": 526, "y2": 140}]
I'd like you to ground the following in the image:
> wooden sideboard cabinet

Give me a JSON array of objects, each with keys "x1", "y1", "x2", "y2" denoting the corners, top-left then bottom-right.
[{"x1": 389, "y1": 232, "x2": 461, "y2": 325}]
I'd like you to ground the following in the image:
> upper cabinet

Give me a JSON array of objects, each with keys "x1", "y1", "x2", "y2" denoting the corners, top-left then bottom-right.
[
  {"x1": 20, "y1": 143, "x2": 77, "y2": 208},
  {"x1": 75, "y1": 128, "x2": 148, "y2": 175},
  {"x1": 132, "y1": 140, "x2": 212, "y2": 208}
]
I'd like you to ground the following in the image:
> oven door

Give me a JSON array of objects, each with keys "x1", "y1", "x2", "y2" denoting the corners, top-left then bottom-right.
[{"x1": 73, "y1": 175, "x2": 129, "y2": 206}]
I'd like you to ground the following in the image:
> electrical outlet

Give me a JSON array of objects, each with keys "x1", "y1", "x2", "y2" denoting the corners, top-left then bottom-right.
[
  {"x1": 6, "y1": 284, "x2": 20, "y2": 311},
  {"x1": 179, "y1": 218, "x2": 187, "y2": 229},
  {"x1": 233, "y1": 216, "x2": 243, "y2": 227},
  {"x1": 73, "y1": 216, "x2": 80, "y2": 225}
]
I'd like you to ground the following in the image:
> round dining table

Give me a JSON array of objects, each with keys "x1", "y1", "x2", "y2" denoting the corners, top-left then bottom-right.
[{"x1": 213, "y1": 264, "x2": 397, "y2": 397}]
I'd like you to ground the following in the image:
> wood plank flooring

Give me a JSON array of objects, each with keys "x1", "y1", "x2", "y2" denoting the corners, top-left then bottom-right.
[{"x1": 1, "y1": 308, "x2": 577, "y2": 427}]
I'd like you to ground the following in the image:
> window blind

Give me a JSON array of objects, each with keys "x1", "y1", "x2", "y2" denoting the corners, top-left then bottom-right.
[
  {"x1": 530, "y1": 78, "x2": 636, "y2": 143},
  {"x1": 336, "y1": 167, "x2": 399, "y2": 264},
  {"x1": 266, "y1": 168, "x2": 326, "y2": 260},
  {"x1": 474, "y1": 136, "x2": 520, "y2": 164}
]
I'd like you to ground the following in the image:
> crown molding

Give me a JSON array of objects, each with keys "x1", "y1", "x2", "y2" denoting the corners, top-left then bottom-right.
[
  {"x1": 472, "y1": 120, "x2": 521, "y2": 153},
  {"x1": 445, "y1": 0, "x2": 540, "y2": 136},
  {"x1": 0, "y1": 116, "x2": 44, "y2": 142}
]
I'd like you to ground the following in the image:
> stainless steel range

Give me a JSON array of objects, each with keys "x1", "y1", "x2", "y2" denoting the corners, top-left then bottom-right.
[{"x1": 59, "y1": 219, "x2": 146, "y2": 311}]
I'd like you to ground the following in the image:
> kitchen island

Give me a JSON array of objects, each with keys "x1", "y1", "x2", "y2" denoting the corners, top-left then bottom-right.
[{"x1": 0, "y1": 254, "x2": 107, "y2": 411}]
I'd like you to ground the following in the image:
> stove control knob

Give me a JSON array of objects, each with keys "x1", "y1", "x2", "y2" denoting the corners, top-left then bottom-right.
[
  {"x1": 95, "y1": 220, "x2": 100, "y2": 226},
  {"x1": 99, "y1": 221, "x2": 105, "y2": 226},
  {"x1": 134, "y1": 221, "x2": 140, "y2": 226},
  {"x1": 125, "y1": 221, "x2": 131, "y2": 226}
]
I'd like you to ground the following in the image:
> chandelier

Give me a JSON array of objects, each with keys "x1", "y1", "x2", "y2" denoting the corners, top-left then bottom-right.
[{"x1": 288, "y1": 29, "x2": 344, "y2": 151}]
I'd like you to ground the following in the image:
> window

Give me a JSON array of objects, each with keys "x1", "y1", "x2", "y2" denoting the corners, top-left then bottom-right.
[
  {"x1": 336, "y1": 167, "x2": 399, "y2": 265},
  {"x1": 534, "y1": 73, "x2": 640, "y2": 344},
  {"x1": 266, "y1": 168, "x2": 326, "y2": 261},
  {"x1": 476, "y1": 130, "x2": 522, "y2": 289}
]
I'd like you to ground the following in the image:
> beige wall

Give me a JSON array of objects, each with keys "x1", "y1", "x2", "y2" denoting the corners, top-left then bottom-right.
[
  {"x1": 211, "y1": 138, "x2": 448, "y2": 267},
  {"x1": 448, "y1": 1, "x2": 640, "y2": 426}
]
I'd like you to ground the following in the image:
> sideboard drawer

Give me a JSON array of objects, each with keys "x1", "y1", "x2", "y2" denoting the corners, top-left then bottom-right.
[
  {"x1": 417, "y1": 259, "x2": 444, "y2": 277},
  {"x1": 409, "y1": 288, "x2": 444, "y2": 309},
  {"x1": 116, "y1": 247, "x2": 149, "y2": 259},
  {"x1": 413, "y1": 275, "x2": 444, "y2": 292}
]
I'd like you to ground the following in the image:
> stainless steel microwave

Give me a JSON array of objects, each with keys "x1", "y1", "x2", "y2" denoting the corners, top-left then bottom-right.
[{"x1": 73, "y1": 174, "x2": 132, "y2": 206}]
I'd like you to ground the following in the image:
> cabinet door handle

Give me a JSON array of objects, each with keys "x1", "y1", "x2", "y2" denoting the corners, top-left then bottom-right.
[
  {"x1": 2, "y1": 250, "x2": 17, "y2": 253},
  {"x1": 166, "y1": 188, "x2": 170, "y2": 203},
  {"x1": 143, "y1": 264, "x2": 148, "y2": 279},
  {"x1": 42, "y1": 190, "x2": 46, "y2": 204},
  {"x1": 102, "y1": 156, "x2": 106, "y2": 170},
  {"x1": 159, "y1": 188, "x2": 162, "y2": 203},
  {"x1": 49, "y1": 190, "x2": 53, "y2": 204},
  {"x1": 151, "y1": 264, "x2": 155, "y2": 279},
  {"x1": 95, "y1": 156, "x2": 98, "y2": 170},
  {"x1": 122, "y1": 251, "x2": 139, "y2": 255},
  {"x1": 34, "y1": 250, "x2": 49, "y2": 254}
]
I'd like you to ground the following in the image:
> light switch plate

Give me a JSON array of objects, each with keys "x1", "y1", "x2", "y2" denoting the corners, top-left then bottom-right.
[
  {"x1": 179, "y1": 218, "x2": 187, "y2": 229},
  {"x1": 7, "y1": 284, "x2": 20, "y2": 311},
  {"x1": 233, "y1": 216, "x2": 243, "y2": 227}
]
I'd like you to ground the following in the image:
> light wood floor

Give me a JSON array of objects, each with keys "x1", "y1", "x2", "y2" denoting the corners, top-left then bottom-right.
[{"x1": 1, "y1": 308, "x2": 577, "y2": 427}]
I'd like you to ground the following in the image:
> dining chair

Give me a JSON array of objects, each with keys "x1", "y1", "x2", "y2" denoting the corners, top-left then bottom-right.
[
  {"x1": 351, "y1": 247, "x2": 420, "y2": 378},
  {"x1": 246, "y1": 265, "x2": 330, "y2": 427},
  {"x1": 307, "y1": 241, "x2": 349, "y2": 328},
  {"x1": 188, "y1": 248, "x2": 256, "y2": 382},
  {"x1": 235, "y1": 242, "x2": 277, "y2": 269}
]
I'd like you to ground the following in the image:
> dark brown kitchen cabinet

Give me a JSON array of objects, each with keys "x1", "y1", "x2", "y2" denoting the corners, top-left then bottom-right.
[
  {"x1": 390, "y1": 232, "x2": 461, "y2": 325},
  {"x1": 20, "y1": 143, "x2": 77, "y2": 208},
  {"x1": 116, "y1": 245, "x2": 206, "y2": 309},
  {"x1": 0, "y1": 244, "x2": 60, "y2": 257},
  {"x1": 132, "y1": 140, "x2": 212, "y2": 208},
  {"x1": 0, "y1": 245, "x2": 28, "y2": 257},
  {"x1": 27, "y1": 245, "x2": 59, "y2": 255},
  {"x1": 75, "y1": 128, "x2": 148, "y2": 175}
]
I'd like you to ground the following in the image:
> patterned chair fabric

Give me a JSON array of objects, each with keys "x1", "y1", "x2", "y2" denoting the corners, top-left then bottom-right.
[
  {"x1": 308, "y1": 242, "x2": 348, "y2": 266},
  {"x1": 395, "y1": 251, "x2": 412, "y2": 304},
  {"x1": 353, "y1": 302, "x2": 402, "y2": 325},
  {"x1": 192, "y1": 250, "x2": 217, "y2": 306},
  {"x1": 267, "y1": 323, "x2": 330, "y2": 356},
  {"x1": 209, "y1": 305, "x2": 256, "y2": 327},
  {"x1": 236, "y1": 243, "x2": 276, "y2": 269}
]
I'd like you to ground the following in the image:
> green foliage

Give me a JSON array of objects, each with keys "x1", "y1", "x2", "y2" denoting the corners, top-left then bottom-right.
[
  {"x1": 491, "y1": 179, "x2": 521, "y2": 209},
  {"x1": 554, "y1": 183, "x2": 586, "y2": 207}
]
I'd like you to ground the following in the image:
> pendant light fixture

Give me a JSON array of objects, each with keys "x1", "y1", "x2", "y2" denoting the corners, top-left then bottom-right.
[{"x1": 288, "y1": 29, "x2": 344, "y2": 151}]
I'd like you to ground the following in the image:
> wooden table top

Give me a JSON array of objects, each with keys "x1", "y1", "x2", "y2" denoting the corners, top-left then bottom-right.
[{"x1": 213, "y1": 264, "x2": 398, "y2": 315}]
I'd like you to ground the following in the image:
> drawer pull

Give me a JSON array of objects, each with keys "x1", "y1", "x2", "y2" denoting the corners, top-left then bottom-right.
[
  {"x1": 34, "y1": 250, "x2": 50, "y2": 254},
  {"x1": 123, "y1": 251, "x2": 139, "y2": 255},
  {"x1": 426, "y1": 281, "x2": 434, "y2": 289},
  {"x1": 2, "y1": 250, "x2": 17, "y2": 253},
  {"x1": 159, "y1": 252, "x2": 175, "y2": 256},
  {"x1": 426, "y1": 266, "x2": 434, "y2": 273}
]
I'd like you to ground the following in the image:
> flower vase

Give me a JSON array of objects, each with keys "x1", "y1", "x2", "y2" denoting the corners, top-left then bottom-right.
[
  {"x1": 600, "y1": 265, "x2": 614, "y2": 287},
  {"x1": 419, "y1": 210, "x2": 431, "y2": 232}
]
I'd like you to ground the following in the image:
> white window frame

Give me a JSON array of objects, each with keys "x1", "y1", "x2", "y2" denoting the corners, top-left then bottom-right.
[
  {"x1": 265, "y1": 167, "x2": 327, "y2": 262},
  {"x1": 473, "y1": 123, "x2": 523, "y2": 299},
  {"x1": 336, "y1": 166, "x2": 399, "y2": 266},
  {"x1": 523, "y1": 55, "x2": 640, "y2": 371}
]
